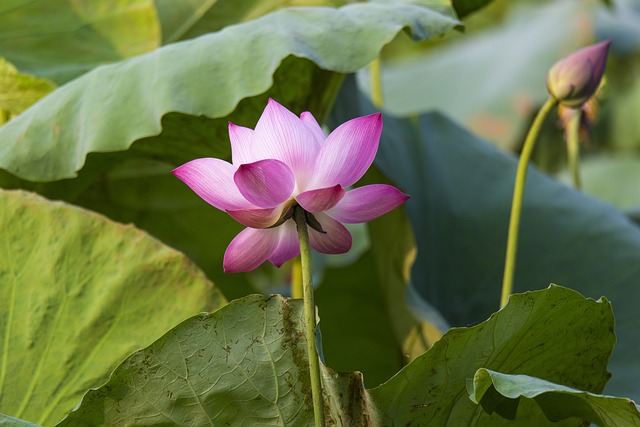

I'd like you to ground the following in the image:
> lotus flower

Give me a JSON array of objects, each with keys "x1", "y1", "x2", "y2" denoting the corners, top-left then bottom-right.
[
  {"x1": 546, "y1": 40, "x2": 611, "y2": 108},
  {"x1": 173, "y1": 99, "x2": 409, "y2": 273}
]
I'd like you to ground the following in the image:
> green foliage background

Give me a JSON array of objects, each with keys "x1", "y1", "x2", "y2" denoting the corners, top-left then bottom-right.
[{"x1": 1, "y1": 0, "x2": 640, "y2": 425}]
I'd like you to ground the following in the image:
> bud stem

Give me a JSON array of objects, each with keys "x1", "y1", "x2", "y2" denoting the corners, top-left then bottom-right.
[
  {"x1": 566, "y1": 109, "x2": 583, "y2": 189},
  {"x1": 293, "y1": 206, "x2": 325, "y2": 427},
  {"x1": 501, "y1": 97, "x2": 558, "y2": 307}
]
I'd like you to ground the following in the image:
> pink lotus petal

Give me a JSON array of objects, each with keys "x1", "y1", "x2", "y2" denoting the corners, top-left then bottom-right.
[
  {"x1": 296, "y1": 185, "x2": 346, "y2": 213},
  {"x1": 310, "y1": 113, "x2": 382, "y2": 188},
  {"x1": 300, "y1": 111, "x2": 326, "y2": 146},
  {"x1": 227, "y1": 206, "x2": 283, "y2": 229},
  {"x1": 173, "y1": 158, "x2": 252, "y2": 211},
  {"x1": 223, "y1": 227, "x2": 280, "y2": 273},
  {"x1": 252, "y1": 99, "x2": 321, "y2": 188},
  {"x1": 327, "y1": 184, "x2": 409, "y2": 223},
  {"x1": 229, "y1": 123, "x2": 255, "y2": 165},
  {"x1": 308, "y1": 213, "x2": 352, "y2": 254},
  {"x1": 268, "y1": 221, "x2": 300, "y2": 267},
  {"x1": 234, "y1": 159, "x2": 295, "y2": 208}
]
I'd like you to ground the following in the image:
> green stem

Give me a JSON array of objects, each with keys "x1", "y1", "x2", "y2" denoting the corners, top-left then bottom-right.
[
  {"x1": 370, "y1": 57, "x2": 384, "y2": 108},
  {"x1": 566, "y1": 109, "x2": 583, "y2": 189},
  {"x1": 501, "y1": 97, "x2": 557, "y2": 307},
  {"x1": 293, "y1": 207, "x2": 325, "y2": 427}
]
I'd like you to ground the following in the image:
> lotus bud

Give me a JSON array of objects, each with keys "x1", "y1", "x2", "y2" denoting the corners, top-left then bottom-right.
[{"x1": 546, "y1": 40, "x2": 611, "y2": 108}]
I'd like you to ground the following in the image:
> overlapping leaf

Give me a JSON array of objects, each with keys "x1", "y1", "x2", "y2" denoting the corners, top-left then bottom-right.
[
  {"x1": 57, "y1": 285, "x2": 619, "y2": 425},
  {"x1": 58, "y1": 295, "x2": 318, "y2": 425},
  {"x1": 469, "y1": 369, "x2": 640, "y2": 426},
  {"x1": 0, "y1": 1, "x2": 458, "y2": 182},
  {"x1": 368, "y1": 285, "x2": 615, "y2": 426},
  {"x1": 155, "y1": 0, "x2": 347, "y2": 44},
  {"x1": 0, "y1": 190, "x2": 225, "y2": 426}
]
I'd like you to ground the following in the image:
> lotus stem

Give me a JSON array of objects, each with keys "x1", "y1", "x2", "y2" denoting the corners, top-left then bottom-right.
[
  {"x1": 566, "y1": 109, "x2": 583, "y2": 189},
  {"x1": 501, "y1": 97, "x2": 558, "y2": 307},
  {"x1": 293, "y1": 206, "x2": 325, "y2": 426}
]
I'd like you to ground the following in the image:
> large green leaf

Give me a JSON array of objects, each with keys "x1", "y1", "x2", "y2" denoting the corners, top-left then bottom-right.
[
  {"x1": 329, "y1": 77, "x2": 640, "y2": 401},
  {"x1": 0, "y1": 1, "x2": 458, "y2": 182},
  {"x1": 368, "y1": 285, "x2": 615, "y2": 426},
  {"x1": 48, "y1": 157, "x2": 254, "y2": 302},
  {"x1": 0, "y1": 0, "x2": 161, "y2": 84},
  {"x1": 57, "y1": 295, "x2": 319, "y2": 425},
  {"x1": 57, "y1": 286, "x2": 617, "y2": 425},
  {"x1": 155, "y1": 0, "x2": 346, "y2": 44},
  {"x1": 0, "y1": 190, "x2": 225, "y2": 426},
  {"x1": 469, "y1": 369, "x2": 640, "y2": 426}
]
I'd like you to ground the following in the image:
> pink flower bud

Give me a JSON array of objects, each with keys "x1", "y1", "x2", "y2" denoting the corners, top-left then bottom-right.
[{"x1": 546, "y1": 40, "x2": 611, "y2": 108}]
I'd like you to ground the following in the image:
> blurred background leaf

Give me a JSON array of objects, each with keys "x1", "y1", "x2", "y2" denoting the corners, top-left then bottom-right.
[
  {"x1": 452, "y1": 0, "x2": 495, "y2": 19},
  {"x1": 0, "y1": 190, "x2": 225, "y2": 426},
  {"x1": 0, "y1": 0, "x2": 161, "y2": 84},
  {"x1": 559, "y1": 154, "x2": 640, "y2": 212},
  {"x1": 0, "y1": 58, "x2": 54, "y2": 116},
  {"x1": 355, "y1": 0, "x2": 640, "y2": 219},
  {"x1": 357, "y1": 0, "x2": 593, "y2": 150}
]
